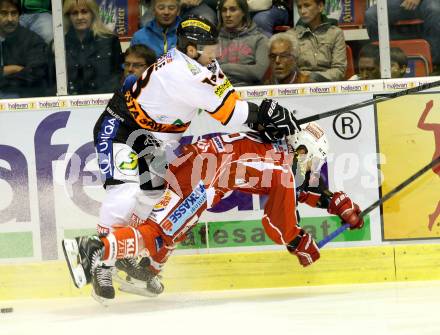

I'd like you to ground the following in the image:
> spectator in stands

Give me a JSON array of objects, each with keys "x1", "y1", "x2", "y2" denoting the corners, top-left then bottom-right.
[
  {"x1": 264, "y1": 32, "x2": 309, "y2": 84},
  {"x1": 62, "y1": 0, "x2": 123, "y2": 95},
  {"x1": 131, "y1": 0, "x2": 181, "y2": 58},
  {"x1": 180, "y1": 0, "x2": 217, "y2": 25},
  {"x1": 350, "y1": 44, "x2": 408, "y2": 80},
  {"x1": 364, "y1": 0, "x2": 440, "y2": 74},
  {"x1": 289, "y1": 0, "x2": 346, "y2": 82},
  {"x1": 217, "y1": 0, "x2": 269, "y2": 86},
  {"x1": 349, "y1": 43, "x2": 380, "y2": 81},
  {"x1": 0, "y1": 0, "x2": 48, "y2": 98},
  {"x1": 390, "y1": 46, "x2": 408, "y2": 78},
  {"x1": 249, "y1": 0, "x2": 290, "y2": 37},
  {"x1": 122, "y1": 44, "x2": 157, "y2": 80},
  {"x1": 19, "y1": 0, "x2": 52, "y2": 44}
]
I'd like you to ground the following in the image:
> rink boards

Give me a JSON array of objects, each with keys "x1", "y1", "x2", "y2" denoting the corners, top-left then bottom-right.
[
  {"x1": 2, "y1": 244, "x2": 440, "y2": 300},
  {"x1": 1, "y1": 77, "x2": 440, "y2": 299}
]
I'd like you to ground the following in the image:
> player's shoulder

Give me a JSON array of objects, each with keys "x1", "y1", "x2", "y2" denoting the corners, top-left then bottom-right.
[
  {"x1": 207, "y1": 60, "x2": 221, "y2": 76},
  {"x1": 168, "y1": 48, "x2": 209, "y2": 78},
  {"x1": 154, "y1": 49, "x2": 177, "y2": 71}
]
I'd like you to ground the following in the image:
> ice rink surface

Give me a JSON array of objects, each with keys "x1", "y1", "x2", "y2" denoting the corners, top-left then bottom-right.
[{"x1": 2, "y1": 280, "x2": 440, "y2": 335}]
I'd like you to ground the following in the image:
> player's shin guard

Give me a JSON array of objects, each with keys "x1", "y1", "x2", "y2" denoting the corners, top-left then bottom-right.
[{"x1": 101, "y1": 226, "x2": 145, "y2": 261}]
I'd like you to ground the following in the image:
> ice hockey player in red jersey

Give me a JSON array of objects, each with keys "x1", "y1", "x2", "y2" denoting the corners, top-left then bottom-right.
[
  {"x1": 63, "y1": 122, "x2": 364, "y2": 302},
  {"x1": 91, "y1": 14, "x2": 300, "y2": 301}
]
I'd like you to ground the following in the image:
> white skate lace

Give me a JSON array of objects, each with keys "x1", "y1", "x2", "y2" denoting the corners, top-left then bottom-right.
[
  {"x1": 96, "y1": 266, "x2": 113, "y2": 287},
  {"x1": 90, "y1": 248, "x2": 103, "y2": 272}
]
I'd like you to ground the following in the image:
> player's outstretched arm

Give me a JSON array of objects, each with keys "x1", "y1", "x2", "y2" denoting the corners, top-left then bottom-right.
[{"x1": 298, "y1": 177, "x2": 364, "y2": 230}]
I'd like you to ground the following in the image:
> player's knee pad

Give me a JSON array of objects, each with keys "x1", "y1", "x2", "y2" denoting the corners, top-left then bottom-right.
[{"x1": 98, "y1": 182, "x2": 140, "y2": 236}]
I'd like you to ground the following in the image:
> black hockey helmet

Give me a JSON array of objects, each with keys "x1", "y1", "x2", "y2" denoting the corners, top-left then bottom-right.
[{"x1": 177, "y1": 15, "x2": 219, "y2": 46}]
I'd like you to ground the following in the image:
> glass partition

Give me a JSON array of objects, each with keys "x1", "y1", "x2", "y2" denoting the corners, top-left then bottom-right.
[
  {"x1": 286, "y1": 0, "x2": 437, "y2": 83},
  {"x1": 2, "y1": 0, "x2": 438, "y2": 100}
]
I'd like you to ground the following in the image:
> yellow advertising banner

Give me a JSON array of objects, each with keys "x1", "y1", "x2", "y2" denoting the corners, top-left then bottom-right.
[{"x1": 377, "y1": 93, "x2": 440, "y2": 239}]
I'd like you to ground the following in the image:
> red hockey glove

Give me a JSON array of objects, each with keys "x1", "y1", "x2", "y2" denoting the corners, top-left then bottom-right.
[
  {"x1": 328, "y1": 192, "x2": 364, "y2": 229},
  {"x1": 287, "y1": 230, "x2": 320, "y2": 267}
]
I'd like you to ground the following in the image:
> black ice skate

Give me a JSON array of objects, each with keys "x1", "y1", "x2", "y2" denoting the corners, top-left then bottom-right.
[
  {"x1": 62, "y1": 236, "x2": 103, "y2": 288},
  {"x1": 92, "y1": 264, "x2": 115, "y2": 303},
  {"x1": 113, "y1": 257, "x2": 164, "y2": 297},
  {"x1": 62, "y1": 236, "x2": 115, "y2": 303}
]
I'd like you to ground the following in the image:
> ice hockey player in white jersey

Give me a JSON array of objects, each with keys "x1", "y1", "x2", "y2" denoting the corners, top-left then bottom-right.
[{"x1": 88, "y1": 15, "x2": 300, "y2": 302}]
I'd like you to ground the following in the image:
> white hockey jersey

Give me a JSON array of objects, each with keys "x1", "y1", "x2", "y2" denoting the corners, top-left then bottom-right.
[{"x1": 124, "y1": 48, "x2": 250, "y2": 142}]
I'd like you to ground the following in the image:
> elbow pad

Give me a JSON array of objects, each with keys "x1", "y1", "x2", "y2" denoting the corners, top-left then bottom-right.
[{"x1": 245, "y1": 101, "x2": 260, "y2": 127}]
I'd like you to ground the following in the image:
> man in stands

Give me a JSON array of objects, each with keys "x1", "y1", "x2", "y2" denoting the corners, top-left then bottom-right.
[
  {"x1": 122, "y1": 44, "x2": 157, "y2": 80},
  {"x1": 264, "y1": 32, "x2": 309, "y2": 84},
  {"x1": 130, "y1": 0, "x2": 181, "y2": 58},
  {"x1": 0, "y1": 0, "x2": 48, "y2": 98}
]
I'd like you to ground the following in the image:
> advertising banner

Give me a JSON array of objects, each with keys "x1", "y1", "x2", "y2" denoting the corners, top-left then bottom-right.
[
  {"x1": 97, "y1": 0, "x2": 139, "y2": 39},
  {"x1": 325, "y1": 0, "x2": 367, "y2": 27},
  {"x1": 376, "y1": 93, "x2": 440, "y2": 240},
  {"x1": 0, "y1": 92, "x2": 379, "y2": 262}
]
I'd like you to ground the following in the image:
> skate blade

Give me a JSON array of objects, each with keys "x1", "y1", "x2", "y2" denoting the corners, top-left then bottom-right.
[
  {"x1": 91, "y1": 290, "x2": 113, "y2": 306},
  {"x1": 118, "y1": 283, "x2": 159, "y2": 298},
  {"x1": 113, "y1": 273, "x2": 158, "y2": 298},
  {"x1": 62, "y1": 239, "x2": 87, "y2": 289}
]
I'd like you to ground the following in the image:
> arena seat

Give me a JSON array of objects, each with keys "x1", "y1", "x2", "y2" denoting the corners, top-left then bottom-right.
[
  {"x1": 390, "y1": 39, "x2": 432, "y2": 76},
  {"x1": 373, "y1": 39, "x2": 432, "y2": 76}
]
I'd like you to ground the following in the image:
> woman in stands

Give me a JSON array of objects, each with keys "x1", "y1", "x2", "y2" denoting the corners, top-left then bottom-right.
[
  {"x1": 217, "y1": 0, "x2": 270, "y2": 86},
  {"x1": 62, "y1": 0, "x2": 123, "y2": 95},
  {"x1": 288, "y1": 0, "x2": 346, "y2": 82}
]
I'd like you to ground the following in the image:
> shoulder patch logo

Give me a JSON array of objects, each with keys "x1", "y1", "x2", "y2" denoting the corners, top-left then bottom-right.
[
  {"x1": 186, "y1": 62, "x2": 202, "y2": 75},
  {"x1": 214, "y1": 78, "x2": 232, "y2": 97}
]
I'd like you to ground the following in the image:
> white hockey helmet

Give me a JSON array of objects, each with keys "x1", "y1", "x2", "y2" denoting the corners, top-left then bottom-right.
[{"x1": 286, "y1": 122, "x2": 329, "y2": 162}]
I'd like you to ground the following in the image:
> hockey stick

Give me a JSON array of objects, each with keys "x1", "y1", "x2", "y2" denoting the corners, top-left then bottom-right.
[
  {"x1": 298, "y1": 79, "x2": 440, "y2": 125},
  {"x1": 317, "y1": 155, "x2": 440, "y2": 248}
]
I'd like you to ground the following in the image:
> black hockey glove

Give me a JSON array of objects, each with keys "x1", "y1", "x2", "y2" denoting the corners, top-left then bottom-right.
[{"x1": 257, "y1": 99, "x2": 300, "y2": 141}]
